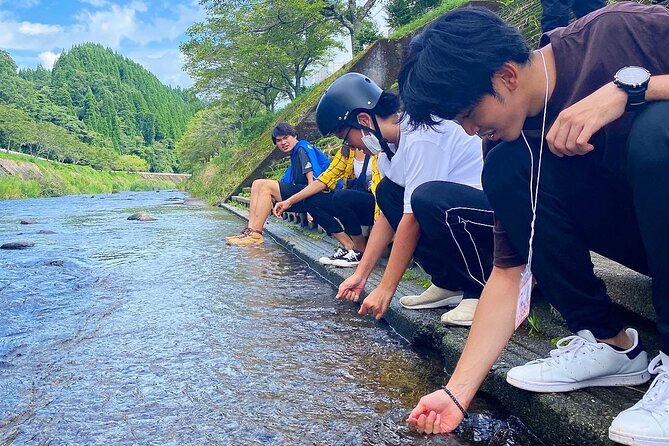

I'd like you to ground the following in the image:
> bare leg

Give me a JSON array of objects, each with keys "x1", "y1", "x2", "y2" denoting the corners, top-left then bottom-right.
[
  {"x1": 351, "y1": 235, "x2": 367, "y2": 253},
  {"x1": 331, "y1": 232, "x2": 355, "y2": 251},
  {"x1": 248, "y1": 179, "x2": 282, "y2": 232}
]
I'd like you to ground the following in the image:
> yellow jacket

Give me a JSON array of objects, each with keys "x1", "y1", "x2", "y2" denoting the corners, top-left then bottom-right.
[{"x1": 316, "y1": 149, "x2": 382, "y2": 219}]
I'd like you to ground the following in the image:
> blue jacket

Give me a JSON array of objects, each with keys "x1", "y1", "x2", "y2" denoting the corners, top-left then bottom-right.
[{"x1": 281, "y1": 140, "x2": 331, "y2": 184}]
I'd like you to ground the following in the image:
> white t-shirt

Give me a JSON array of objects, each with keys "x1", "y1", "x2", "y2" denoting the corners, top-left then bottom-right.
[
  {"x1": 381, "y1": 118, "x2": 483, "y2": 213},
  {"x1": 353, "y1": 156, "x2": 373, "y2": 189}
]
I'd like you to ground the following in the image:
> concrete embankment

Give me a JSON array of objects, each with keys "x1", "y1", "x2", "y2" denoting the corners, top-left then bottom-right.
[{"x1": 220, "y1": 202, "x2": 659, "y2": 446}]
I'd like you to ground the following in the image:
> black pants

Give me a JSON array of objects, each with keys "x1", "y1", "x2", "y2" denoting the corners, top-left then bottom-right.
[
  {"x1": 541, "y1": 0, "x2": 605, "y2": 32},
  {"x1": 331, "y1": 189, "x2": 375, "y2": 237},
  {"x1": 279, "y1": 182, "x2": 343, "y2": 235},
  {"x1": 376, "y1": 177, "x2": 494, "y2": 299},
  {"x1": 483, "y1": 101, "x2": 669, "y2": 352}
]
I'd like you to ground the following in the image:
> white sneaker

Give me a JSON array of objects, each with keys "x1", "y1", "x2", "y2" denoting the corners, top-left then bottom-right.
[
  {"x1": 440, "y1": 298, "x2": 478, "y2": 326},
  {"x1": 331, "y1": 249, "x2": 362, "y2": 267},
  {"x1": 399, "y1": 284, "x2": 463, "y2": 310},
  {"x1": 506, "y1": 328, "x2": 651, "y2": 393},
  {"x1": 609, "y1": 352, "x2": 669, "y2": 446},
  {"x1": 319, "y1": 247, "x2": 347, "y2": 265}
]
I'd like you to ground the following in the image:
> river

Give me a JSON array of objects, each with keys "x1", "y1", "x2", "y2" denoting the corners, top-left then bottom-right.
[{"x1": 0, "y1": 191, "x2": 540, "y2": 445}]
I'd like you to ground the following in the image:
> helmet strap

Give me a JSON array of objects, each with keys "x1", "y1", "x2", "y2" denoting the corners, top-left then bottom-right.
[{"x1": 351, "y1": 114, "x2": 395, "y2": 161}]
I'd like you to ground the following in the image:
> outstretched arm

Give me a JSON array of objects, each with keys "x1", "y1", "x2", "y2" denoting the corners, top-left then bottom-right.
[
  {"x1": 336, "y1": 213, "x2": 395, "y2": 302},
  {"x1": 358, "y1": 213, "x2": 420, "y2": 319},
  {"x1": 408, "y1": 265, "x2": 523, "y2": 434}
]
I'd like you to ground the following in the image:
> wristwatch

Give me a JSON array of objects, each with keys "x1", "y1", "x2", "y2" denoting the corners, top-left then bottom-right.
[{"x1": 614, "y1": 66, "x2": 651, "y2": 111}]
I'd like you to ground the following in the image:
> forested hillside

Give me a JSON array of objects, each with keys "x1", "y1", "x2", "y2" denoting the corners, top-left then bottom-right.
[{"x1": 0, "y1": 44, "x2": 200, "y2": 172}]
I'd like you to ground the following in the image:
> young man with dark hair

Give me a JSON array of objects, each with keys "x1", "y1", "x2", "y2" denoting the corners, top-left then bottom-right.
[
  {"x1": 398, "y1": 3, "x2": 669, "y2": 444},
  {"x1": 226, "y1": 122, "x2": 340, "y2": 246}
]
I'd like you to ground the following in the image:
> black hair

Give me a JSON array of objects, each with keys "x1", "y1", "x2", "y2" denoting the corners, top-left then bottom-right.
[
  {"x1": 398, "y1": 7, "x2": 531, "y2": 128},
  {"x1": 272, "y1": 122, "x2": 298, "y2": 144},
  {"x1": 346, "y1": 91, "x2": 401, "y2": 126}
]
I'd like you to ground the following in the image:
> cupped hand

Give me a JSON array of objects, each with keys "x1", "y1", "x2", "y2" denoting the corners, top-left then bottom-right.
[
  {"x1": 336, "y1": 274, "x2": 367, "y2": 302},
  {"x1": 407, "y1": 389, "x2": 465, "y2": 435}
]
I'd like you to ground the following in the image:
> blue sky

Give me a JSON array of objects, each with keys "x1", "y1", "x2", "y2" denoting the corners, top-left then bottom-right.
[{"x1": 0, "y1": 0, "x2": 206, "y2": 87}]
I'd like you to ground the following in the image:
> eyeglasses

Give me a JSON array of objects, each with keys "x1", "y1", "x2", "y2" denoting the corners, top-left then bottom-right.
[{"x1": 341, "y1": 127, "x2": 354, "y2": 148}]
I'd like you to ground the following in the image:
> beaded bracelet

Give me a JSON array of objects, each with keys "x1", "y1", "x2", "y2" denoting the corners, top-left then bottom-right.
[{"x1": 442, "y1": 387, "x2": 468, "y2": 419}]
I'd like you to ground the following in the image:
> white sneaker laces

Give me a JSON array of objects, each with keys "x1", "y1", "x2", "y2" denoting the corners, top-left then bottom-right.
[
  {"x1": 537, "y1": 335, "x2": 604, "y2": 365},
  {"x1": 637, "y1": 356, "x2": 669, "y2": 412},
  {"x1": 331, "y1": 247, "x2": 346, "y2": 259}
]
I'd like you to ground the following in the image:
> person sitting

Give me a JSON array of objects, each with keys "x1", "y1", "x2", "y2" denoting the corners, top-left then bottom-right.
[
  {"x1": 226, "y1": 122, "x2": 342, "y2": 247},
  {"x1": 319, "y1": 72, "x2": 493, "y2": 326},
  {"x1": 398, "y1": 4, "x2": 669, "y2": 443},
  {"x1": 273, "y1": 146, "x2": 378, "y2": 267}
]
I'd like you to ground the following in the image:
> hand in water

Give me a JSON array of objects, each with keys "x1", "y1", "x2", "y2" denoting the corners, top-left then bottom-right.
[
  {"x1": 357, "y1": 286, "x2": 393, "y2": 320},
  {"x1": 407, "y1": 389, "x2": 465, "y2": 434},
  {"x1": 336, "y1": 273, "x2": 366, "y2": 302}
]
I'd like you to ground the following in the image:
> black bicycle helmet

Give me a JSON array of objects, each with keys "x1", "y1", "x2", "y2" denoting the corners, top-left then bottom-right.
[{"x1": 315, "y1": 72, "x2": 383, "y2": 136}]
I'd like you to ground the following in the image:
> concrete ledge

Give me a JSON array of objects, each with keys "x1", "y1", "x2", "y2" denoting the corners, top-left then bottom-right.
[{"x1": 219, "y1": 202, "x2": 661, "y2": 446}]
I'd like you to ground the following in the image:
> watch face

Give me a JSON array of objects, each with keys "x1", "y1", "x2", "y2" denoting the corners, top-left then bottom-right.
[{"x1": 616, "y1": 66, "x2": 650, "y2": 86}]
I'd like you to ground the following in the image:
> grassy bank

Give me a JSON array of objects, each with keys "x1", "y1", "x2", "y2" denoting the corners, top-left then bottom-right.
[{"x1": 0, "y1": 151, "x2": 179, "y2": 200}]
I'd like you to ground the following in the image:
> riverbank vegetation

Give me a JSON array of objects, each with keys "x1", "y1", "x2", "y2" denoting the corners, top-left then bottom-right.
[
  {"x1": 0, "y1": 151, "x2": 177, "y2": 200},
  {"x1": 0, "y1": 44, "x2": 200, "y2": 173}
]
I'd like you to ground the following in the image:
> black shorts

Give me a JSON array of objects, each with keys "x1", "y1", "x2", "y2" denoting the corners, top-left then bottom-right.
[{"x1": 278, "y1": 182, "x2": 307, "y2": 201}]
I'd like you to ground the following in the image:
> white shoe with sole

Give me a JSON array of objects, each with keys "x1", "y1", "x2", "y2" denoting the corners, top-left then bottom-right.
[
  {"x1": 440, "y1": 298, "x2": 478, "y2": 326},
  {"x1": 609, "y1": 352, "x2": 669, "y2": 446},
  {"x1": 399, "y1": 284, "x2": 463, "y2": 310},
  {"x1": 319, "y1": 247, "x2": 347, "y2": 265},
  {"x1": 506, "y1": 328, "x2": 651, "y2": 393}
]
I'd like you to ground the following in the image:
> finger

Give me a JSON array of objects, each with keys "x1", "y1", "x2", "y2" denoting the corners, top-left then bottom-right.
[
  {"x1": 574, "y1": 123, "x2": 596, "y2": 154},
  {"x1": 563, "y1": 121, "x2": 585, "y2": 156},
  {"x1": 547, "y1": 117, "x2": 570, "y2": 156},
  {"x1": 425, "y1": 410, "x2": 437, "y2": 434},
  {"x1": 434, "y1": 414, "x2": 442, "y2": 435},
  {"x1": 416, "y1": 413, "x2": 427, "y2": 433},
  {"x1": 409, "y1": 403, "x2": 425, "y2": 421}
]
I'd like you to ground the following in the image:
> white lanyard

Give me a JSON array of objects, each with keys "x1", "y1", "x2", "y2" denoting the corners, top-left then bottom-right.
[{"x1": 515, "y1": 49, "x2": 549, "y2": 328}]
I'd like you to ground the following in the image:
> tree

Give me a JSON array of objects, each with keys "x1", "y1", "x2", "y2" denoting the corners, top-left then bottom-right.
[
  {"x1": 175, "y1": 106, "x2": 238, "y2": 172},
  {"x1": 321, "y1": 0, "x2": 380, "y2": 55},
  {"x1": 355, "y1": 19, "x2": 382, "y2": 52},
  {"x1": 182, "y1": 0, "x2": 341, "y2": 110},
  {"x1": 385, "y1": 0, "x2": 442, "y2": 28}
]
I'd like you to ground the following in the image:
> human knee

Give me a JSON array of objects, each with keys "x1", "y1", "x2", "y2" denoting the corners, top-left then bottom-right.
[
  {"x1": 411, "y1": 182, "x2": 451, "y2": 219},
  {"x1": 628, "y1": 101, "x2": 669, "y2": 168},
  {"x1": 251, "y1": 178, "x2": 274, "y2": 193}
]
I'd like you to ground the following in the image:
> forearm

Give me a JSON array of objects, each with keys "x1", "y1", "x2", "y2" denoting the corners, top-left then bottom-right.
[
  {"x1": 378, "y1": 214, "x2": 420, "y2": 293},
  {"x1": 354, "y1": 213, "x2": 394, "y2": 278},
  {"x1": 288, "y1": 180, "x2": 326, "y2": 204},
  {"x1": 446, "y1": 265, "x2": 524, "y2": 407},
  {"x1": 647, "y1": 74, "x2": 669, "y2": 101}
]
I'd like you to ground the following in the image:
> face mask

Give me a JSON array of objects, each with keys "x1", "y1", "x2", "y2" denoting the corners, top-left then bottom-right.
[{"x1": 359, "y1": 128, "x2": 383, "y2": 155}]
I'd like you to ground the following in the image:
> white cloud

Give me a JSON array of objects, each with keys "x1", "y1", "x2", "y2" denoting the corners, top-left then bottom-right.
[
  {"x1": 0, "y1": 0, "x2": 40, "y2": 7},
  {"x1": 128, "y1": 48, "x2": 193, "y2": 88},
  {"x1": 80, "y1": 0, "x2": 108, "y2": 7},
  {"x1": 37, "y1": 50, "x2": 60, "y2": 69},
  {"x1": 0, "y1": 1, "x2": 205, "y2": 87},
  {"x1": 18, "y1": 22, "x2": 62, "y2": 36}
]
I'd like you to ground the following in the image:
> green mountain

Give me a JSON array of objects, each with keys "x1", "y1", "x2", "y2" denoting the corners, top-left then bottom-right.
[{"x1": 0, "y1": 43, "x2": 200, "y2": 172}]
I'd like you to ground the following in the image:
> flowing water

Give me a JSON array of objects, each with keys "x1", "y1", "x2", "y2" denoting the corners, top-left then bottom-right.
[{"x1": 0, "y1": 191, "x2": 540, "y2": 446}]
